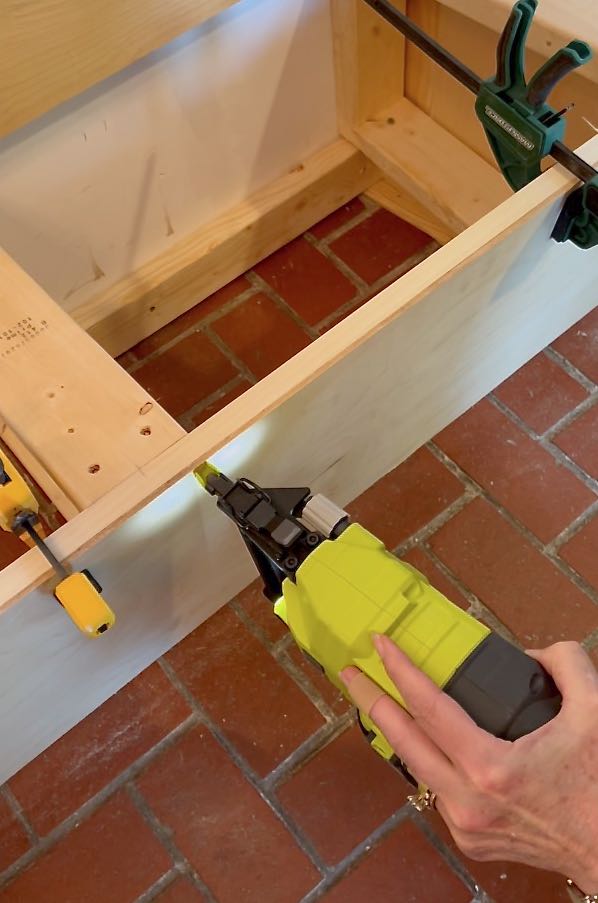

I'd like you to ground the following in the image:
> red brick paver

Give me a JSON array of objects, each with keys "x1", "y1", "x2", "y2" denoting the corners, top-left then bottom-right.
[
  {"x1": 494, "y1": 351, "x2": 589, "y2": 433},
  {"x1": 165, "y1": 606, "x2": 325, "y2": 776},
  {"x1": 211, "y1": 292, "x2": 311, "y2": 379},
  {"x1": 0, "y1": 792, "x2": 171, "y2": 903},
  {"x1": 138, "y1": 726, "x2": 319, "y2": 903},
  {"x1": 435, "y1": 398, "x2": 595, "y2": 542},
  {"x1": 1, "y1": 197, "x2": 596, "y2": 903},
  {"x1": 330, "y1": 208, "x2": 433, "y2": 284},
  {"x1": 278, "y1": 727, "x2": 410, "y2": 865},
  {"x1": 321, "y1": 819, "x2": 471, "y2": 902},
  {"x1": 155, "y1": 878, "x2": 209, "y2": 902},
  {"x1": 255, "y1": 238, "x2": 357, "y2": 325},
  {"x1": 559, "y1": 514, "x2": 598, "y2": 590},
  {"x1": 552, "y1": 404, "x2": 598, "y2": 480},
  {"x1": 9, "y1": 664, "x2": 190, "y2": 836}
]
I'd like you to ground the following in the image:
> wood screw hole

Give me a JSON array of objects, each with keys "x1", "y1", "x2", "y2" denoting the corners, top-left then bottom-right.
[
  {"x1": 140, "y1": 426, "x2": 152, "y2": 436},
  {"x1": 149, "y1": 306, "x2": 156, "y2": 313},
  {"x1": 387, "y1": 117, "x2": 395, "y2": 125},
  {"x1": 67, "y1": 427, "x2": 75, "y2": 434},
  {"x1": 88, "y1": 464, "x2": 100, "y2": 474}
]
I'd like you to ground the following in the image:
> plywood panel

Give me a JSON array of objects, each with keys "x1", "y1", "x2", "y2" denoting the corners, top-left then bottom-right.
[
  {"x1": 0, "y1": 135, "x2": 596, "y2": 783},
  {"x1": 0, "y1": 0, "x2": 241, "y2": 137},
  {"x1": 0, "y1": 0, "x2": 338, "y2": 318}
]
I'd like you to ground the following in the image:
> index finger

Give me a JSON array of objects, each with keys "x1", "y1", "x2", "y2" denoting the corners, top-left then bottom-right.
[{"x1": 374, "y1": 634, "x2": 503, "y2": 772}]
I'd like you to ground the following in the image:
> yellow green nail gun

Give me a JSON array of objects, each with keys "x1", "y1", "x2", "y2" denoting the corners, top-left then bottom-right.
[{"x1": 197, "y1": 463, "x2": 562, "y2": 785}]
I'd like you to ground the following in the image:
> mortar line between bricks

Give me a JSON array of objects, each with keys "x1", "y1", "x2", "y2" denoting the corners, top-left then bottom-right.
[
  {"x1": 302, "y1": 231, "x2": 369, "y2": 296},
  {"x1": 543, "y1": 391, "x2": 598, "y2": 442},
  {"x1": 228, "y1": 596, "x2": 284, "y2": 650},
  {"x1": 242, "y1": 616, "x2": 342, "y2": 719},
  {"x1": 298, "y1": 807, "x2": 413, "y2": 902},
  {"x1": 202, "y1": 323, "x2": 260, "y2": 386},
  {"x1": 313, "y1": 243, "x2": 438, "y2": 335},
  {"x1": 409, "y1": 809, "x2": 479, "y2": 896},
  {"x1": 392, "y1": 490, "x2": 478, "y2": 558},
  {"x1": 309, "y1": 228, "x2": 439, "y2": 313},
  {"x1": 306, "y1": 202, "x2": 376, "y2": 247},
  {"x1": 0, "y1": 714, "x2": 197, "y2": 892},
  {"x1": 547, "y1": 499, "x2": 598, "y2": 553},
  {"x1": 583, "y1": 634, "x2": 598, "y2": 654},
  {"x1": 264, "y1": 713, "x2": 354, "y2": 792},
  {"x1": 273, "y1": 646, "x2": 337, "y2": 722},
  {"x1": 124, "y1": 285, "x2": 259, "y2": 372},
  {"x1": 1, "y1": 784, "x2": 39, "y2": 846},
  {"x1": 488, "y1": 394, "x2": 598, "y2": 495},
  {"x1": 427, "y1": 442, "x2": 598, "y2": 608},
  {"x1": 177, "y1": 373, "x2": 254, "y2": 431},
  {"x1": 544, "y1": 346, "x2": 598, "y2": 393},
  {"x1": 245, "y1": 271, "x2": 320, "y2": 341},
  {"x1": 227, "y1": 599, "x2": 295, "y2": 658},
  {"x1": 157, "y1": 657, "x2": 331, "y2": 877},
  {"x1": 133, "y1": 867, "x2": 182, "y2": 903},
  {"x1": 127, "y1": 783, "x2": 219, "y2": 903}
]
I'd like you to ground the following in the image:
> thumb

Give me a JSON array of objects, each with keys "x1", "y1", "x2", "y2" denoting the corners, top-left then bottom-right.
[{"x1": 525, "y1": 642, "x2": 598, "y2": 702}]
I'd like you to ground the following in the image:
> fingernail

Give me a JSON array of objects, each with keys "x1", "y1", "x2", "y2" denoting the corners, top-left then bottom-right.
[
  {"x1": 340, "y1": 666, "x2": 358, "y2": 686},
  {"x1": 372, "y1": 633, "x2": 386, "y2": 656}
]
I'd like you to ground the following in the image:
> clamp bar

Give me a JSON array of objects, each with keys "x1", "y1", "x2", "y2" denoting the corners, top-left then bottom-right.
[
  {"x1": 551, "y1": 140, "x2": 598, "y2": 184},
  {"x1": 18, "y1": 514, "x2": 69, "y2": 580}
]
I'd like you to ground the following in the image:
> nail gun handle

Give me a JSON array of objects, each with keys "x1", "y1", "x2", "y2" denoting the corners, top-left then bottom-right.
[
  {"x1": 526, "y1": 41, "x2": 593, "y2": 109},
  {"x1": 444, "y1": 633, "x2": 562, "y2": 740}
]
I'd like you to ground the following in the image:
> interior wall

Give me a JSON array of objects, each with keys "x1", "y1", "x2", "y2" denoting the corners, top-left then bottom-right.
[{"x1": 0, "y1": 0, "x2": 337, "y2": 315}]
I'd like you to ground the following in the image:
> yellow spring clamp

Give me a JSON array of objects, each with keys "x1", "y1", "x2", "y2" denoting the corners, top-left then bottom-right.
[{"x1": 0, "y1": 451, "x2": 115, "y2": 637}]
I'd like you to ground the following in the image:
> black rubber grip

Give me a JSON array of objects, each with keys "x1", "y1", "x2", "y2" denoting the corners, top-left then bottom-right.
[
  {"x1": 527, "y1": 52, "x2": 580, "y2": 108},
  {"x1": 444, "y1": 633, "x2": 562, "y2": 740}
]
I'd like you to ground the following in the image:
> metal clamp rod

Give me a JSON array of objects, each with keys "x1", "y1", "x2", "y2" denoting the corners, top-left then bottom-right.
[
  {"x1": 20, "y1": 516, "x2": 69, "y2": 581},
  {"x1": 551, "y1": 140, "x2": 598, "y2": 183}
]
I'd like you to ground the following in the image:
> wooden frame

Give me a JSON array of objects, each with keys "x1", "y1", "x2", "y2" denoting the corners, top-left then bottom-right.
[{"x1": 0, "y1": 0, "x2": 596, "y2": 783}]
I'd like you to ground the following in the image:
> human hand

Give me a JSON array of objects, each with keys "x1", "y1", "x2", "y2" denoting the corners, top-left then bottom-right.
[{"x1": 340, "y1": 635, "x2": 598, "y2": 896}]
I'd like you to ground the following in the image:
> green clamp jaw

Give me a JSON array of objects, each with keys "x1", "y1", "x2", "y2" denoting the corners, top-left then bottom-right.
[
  {"x1": 476, "y1": 0, "x2": 592, "y2": 192},
  {"x1": 552, "y1": 176, "x2": 598, "y2": 250}
]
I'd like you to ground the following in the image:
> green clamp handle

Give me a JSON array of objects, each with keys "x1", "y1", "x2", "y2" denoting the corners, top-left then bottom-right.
[
  {"x1": 476, "y1": 0, "x2": 592, "y2": 191},
  {"x1": 552, "y1": 176, "x2": 598, "y2": 250}
]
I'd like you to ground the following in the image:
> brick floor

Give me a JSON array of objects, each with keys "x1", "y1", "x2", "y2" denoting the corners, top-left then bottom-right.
[{"x1": 1, "y1": 196, "x2": 596, "y2": 902}]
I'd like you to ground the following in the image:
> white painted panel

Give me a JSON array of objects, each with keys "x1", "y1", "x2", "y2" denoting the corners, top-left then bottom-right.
[{"x1": 0, "y1": 0, "x2": 336, "y2": 312}]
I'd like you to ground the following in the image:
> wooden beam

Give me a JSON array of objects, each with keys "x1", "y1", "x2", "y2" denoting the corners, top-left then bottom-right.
[
  {"x1": 70, "y1": 141, "x2": 379, "y2": 358},
  {"x1": 354, "y1": 99, "x2": 510, "y2": 233},
  {"x1": 0, "y1": 0, "x2": 242, "y2": 138},
  {"x1": 365, "y1": 179, "x2": 456, "y2": 245},
  {"x1": 331, "y1": 0, "x2": 407, "y2": 135},
  {"x1": 0, "y1": 248, "x2": 183, "y2": 515},
  {"x1": 0, "y1": 134, "x2": 596, "y2": 783}
]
